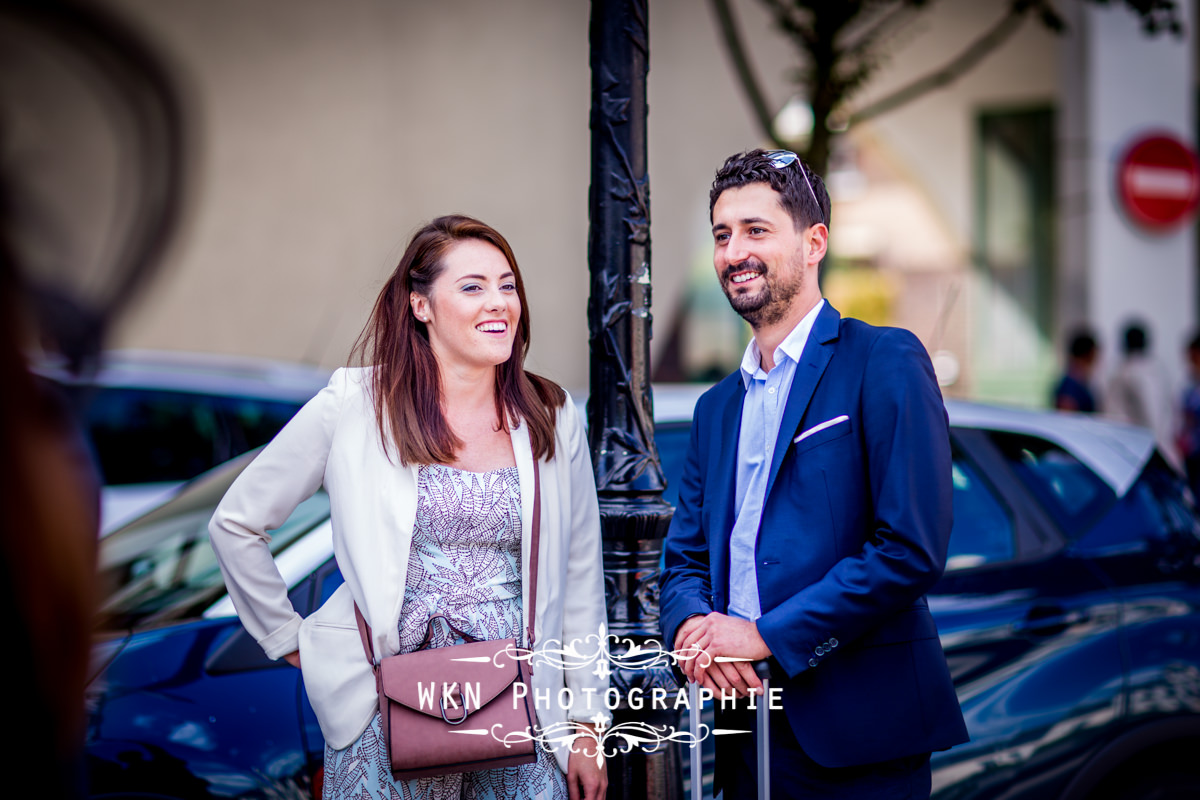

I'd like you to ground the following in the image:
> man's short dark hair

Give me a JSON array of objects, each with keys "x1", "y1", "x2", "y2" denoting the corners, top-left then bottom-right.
[
  {"x1": 1123, "y1": 322, "x2": 1148, "y2": 355},
  {"x1": 1067, "y1": 329, "x2": 1098, "y2": 360},
  {"x1": 709, "y1": 149, "x2": 830, "y2": 232}
]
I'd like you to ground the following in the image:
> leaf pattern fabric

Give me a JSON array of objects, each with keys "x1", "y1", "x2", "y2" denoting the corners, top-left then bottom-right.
[{"x1": 322, "y1": 464, "x2": 566, "y2": 800}]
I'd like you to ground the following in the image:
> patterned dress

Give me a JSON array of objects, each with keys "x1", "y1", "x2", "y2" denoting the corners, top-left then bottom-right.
[{"x1": 321, "y1": 464, "x2": 568, "y2": 800}]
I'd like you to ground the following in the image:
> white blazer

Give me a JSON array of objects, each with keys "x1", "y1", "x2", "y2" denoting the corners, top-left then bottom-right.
[{"x1": 209, "y1": 368, "x2": 609, "y2": 771}]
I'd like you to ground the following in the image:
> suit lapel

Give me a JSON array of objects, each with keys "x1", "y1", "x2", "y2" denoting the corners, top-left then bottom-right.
[
  {"x1": 764, "y1": 302, "x2": 841, "y2": 501},
  {"x1": 707, "y1": 375, "x2": 745, "y2": 605},
  {"x1": 379, "y1": 439, "x2": 420, "y2": 657},
  {"x1": 510, "y1": 419, "x2": 536, "y2": 645}
]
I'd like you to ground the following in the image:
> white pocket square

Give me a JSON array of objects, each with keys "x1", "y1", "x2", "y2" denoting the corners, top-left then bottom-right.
[{"x1": 794, "y1": 414, "x2": 850, "y2": 444}]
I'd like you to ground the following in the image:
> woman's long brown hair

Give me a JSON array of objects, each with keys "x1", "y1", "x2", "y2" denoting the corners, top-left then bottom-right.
[{"x1": 351, "y1": 215, "x2": 566, "y2": 464}]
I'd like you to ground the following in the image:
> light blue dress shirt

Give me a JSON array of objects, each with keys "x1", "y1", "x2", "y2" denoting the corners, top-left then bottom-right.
[{"x1": 728, "y1": 299, "x2": 825, "y2": 621}]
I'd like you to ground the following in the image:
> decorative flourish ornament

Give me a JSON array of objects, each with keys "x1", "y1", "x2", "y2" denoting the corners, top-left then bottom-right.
[
  {"x1": 493, "y1": 624, "x2": 712, "y2": 673},
  {"x1": 442, "y1": 624, "x2": 766, "y2": 756}
]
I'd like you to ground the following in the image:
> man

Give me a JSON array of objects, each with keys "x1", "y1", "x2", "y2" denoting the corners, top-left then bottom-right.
[
  {"x1": 1178, "y1": 333, "x2": 1200, "y2": 499},
  {"x1": 660, "y1": 149, "x2": 968, "y2": 798},
  {"x1": 1052, "y1": 328, "x2": 1100, "y2": 412},
  {"x1": 1107, "y1": 321, "x2": 1180, "y2": 470}
]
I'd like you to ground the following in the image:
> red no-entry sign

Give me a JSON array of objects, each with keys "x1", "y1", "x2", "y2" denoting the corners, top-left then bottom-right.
[{"x1": 1117, "y1": 132, "x2": 1200, "y2": 231}]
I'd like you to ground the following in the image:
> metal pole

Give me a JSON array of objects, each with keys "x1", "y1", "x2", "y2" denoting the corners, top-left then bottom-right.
[
  {"x1": 587, "y1": 1, "x2": 679, "y2": 798},
  {"x1": 755, "y1": 662, "x2": 772, "y2": 800}
]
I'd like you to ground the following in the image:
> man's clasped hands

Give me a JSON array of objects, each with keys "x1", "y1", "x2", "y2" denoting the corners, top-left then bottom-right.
[{"x1": 674, "y1": 612, "x2": 772, "y2": 698}]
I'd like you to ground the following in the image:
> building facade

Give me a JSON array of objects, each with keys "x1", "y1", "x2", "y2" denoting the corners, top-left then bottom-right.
[{"x1": 9, "y1": 0, "x2": 1197, "y2": 411}]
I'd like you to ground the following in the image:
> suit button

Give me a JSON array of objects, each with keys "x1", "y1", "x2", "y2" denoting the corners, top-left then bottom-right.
[
  {"x1": 829, "y1": 638, "x2": 838, "y2": 648},
  {"x1": 809, "y1": 658, "x2": 818, "y2": 668}
]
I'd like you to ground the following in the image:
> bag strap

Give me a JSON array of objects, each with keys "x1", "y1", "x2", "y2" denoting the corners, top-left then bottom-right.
[
  {"x1": 417, "y1": 613, "x2": 478, "y2": 648},
  {"x1": 354, "y1": 601, "x2": 376, "y2": 673},
  {"x1": 354, "y1": 460, "x2": 544, "y2": 667},
  {"x1": 527, "y1": 463, "x2": 541, "y2": 653}
]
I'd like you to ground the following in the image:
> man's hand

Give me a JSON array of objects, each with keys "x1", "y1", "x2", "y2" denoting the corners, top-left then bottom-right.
[
  {"x1": 673, "y1": 615, "x2": 708, "y2": 683},
  {"x1": 677, "y1": 612, "x2": 770, "y2": 697},
  {"x1": 283, "y1": 650, "x2": 301, "y2": 669},
  {"x1": 567, "y1": 723, "x2": 607, "y2": 800}
]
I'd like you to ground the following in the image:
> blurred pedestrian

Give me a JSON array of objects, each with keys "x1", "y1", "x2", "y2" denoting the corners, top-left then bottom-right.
[
  {"x1": 1178, "y1": 333, "x2": 1200, "y2": 497},
  {"x1": 1052, "y1": 328, "x2": 1100, "y2": 412},
  {"x1": 1108, "y1": 321, "x2": 1180, "y2": 469},
  {"x1": 0, "y1": 3, "x2": 186, "y2": 794},
  {"x1": 0, "y1": 251, "x2": 99, "y2": 800}
]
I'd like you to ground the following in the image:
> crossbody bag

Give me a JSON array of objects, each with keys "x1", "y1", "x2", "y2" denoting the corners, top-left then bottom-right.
[{"x1": 353, "y1": 465, "x2": 542, "y2": 779}]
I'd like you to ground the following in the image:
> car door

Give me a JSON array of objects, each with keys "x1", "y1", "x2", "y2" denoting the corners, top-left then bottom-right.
[
  {"x1": 929, "y1": 428, "x2": 1126, "y2": 800},
  {"x1": 1065, "y1": 456, "x2": 1200, "y2": 757}
]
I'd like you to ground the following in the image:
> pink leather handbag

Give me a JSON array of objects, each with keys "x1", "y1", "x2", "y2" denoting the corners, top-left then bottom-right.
[{"x1": 353, "y1": 467, "x2": 542, "y2": 779}]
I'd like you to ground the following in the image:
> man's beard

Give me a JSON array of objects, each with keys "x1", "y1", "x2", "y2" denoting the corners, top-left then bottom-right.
[{"x1": 721, "y1": 257, "x2": 804, "y2": 329}]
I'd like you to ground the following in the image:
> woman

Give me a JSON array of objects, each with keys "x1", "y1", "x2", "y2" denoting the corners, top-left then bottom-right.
[{"x1": 209, "y1": 215, "x2": 609, "y2": 800}]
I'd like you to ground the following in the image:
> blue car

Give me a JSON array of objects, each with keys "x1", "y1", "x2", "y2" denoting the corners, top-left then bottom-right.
[{"x1": 86, "y1": 396, "x2": 1200, "y2": 799}]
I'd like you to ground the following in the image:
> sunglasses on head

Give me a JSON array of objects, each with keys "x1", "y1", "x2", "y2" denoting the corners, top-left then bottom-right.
[{"x1": 763, "y1": 149, "x2": 823, "y2": 225}]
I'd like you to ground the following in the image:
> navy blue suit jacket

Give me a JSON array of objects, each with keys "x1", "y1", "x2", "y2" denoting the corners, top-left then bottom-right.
[{"x1": 660, "y1": 302, "x2": 968, "y2": 768}]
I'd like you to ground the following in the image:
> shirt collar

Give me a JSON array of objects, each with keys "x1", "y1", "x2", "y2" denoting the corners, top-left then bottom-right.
[{"x1": 739, "y1": 299, "x2": 825, "y2": 389}]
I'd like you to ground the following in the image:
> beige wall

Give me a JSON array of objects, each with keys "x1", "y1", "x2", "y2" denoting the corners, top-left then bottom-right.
[
  {"x1": 94, "y1": 0, "x2": 1075, "y2": 394},
  {"x1": 105, "y1": 0, "x2": 595, "y2": 386},
  {"x1": 835, "y1": 2, "x2": 1061, "y2": 397},
  {"x1": 99, "y1": 0, "x2": 797, "y2": 390},
  {"x1": 852, "y1": 2, "x2": 1060, "y2": 246}
]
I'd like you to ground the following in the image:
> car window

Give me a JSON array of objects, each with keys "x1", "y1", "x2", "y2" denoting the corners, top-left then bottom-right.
[
  {"x1": 985, "y1": 431, "x2": 1115, "y2": 533},
  {"x1": 1076, "y1": 456, "x2": 1200, "y2": 553},
  {"x1": 213, "y1": 395, "x2": 304, "y2": 453},
  {"x1": 1143, "y1": 455, "x2": 1200, "y2": 538},
  {"x1": 1072, "y1": 478, "x2": 1164, "y2": 553},
  {"x1": 946, "y1": 454, "x2": 1016, "y2": 570},
  {"x1": 653, "y1": 422, "x2": 691, "y2": 508},
  {"x1": 74, "y1": 387, "x2": 305, "y2": 487},
  {"x1": 84, "y1": 388, "x2": 225, "y2": 484}
]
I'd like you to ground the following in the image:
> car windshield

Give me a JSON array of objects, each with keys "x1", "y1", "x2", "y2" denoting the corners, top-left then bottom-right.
[
  {"x1": 96, "y1": 450, "x2": 330, "y2": 630},
  {"x1": 71, "y1": 385, "x2": 304, "y2": 484}
]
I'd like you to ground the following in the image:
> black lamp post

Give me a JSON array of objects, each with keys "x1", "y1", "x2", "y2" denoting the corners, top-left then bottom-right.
[{"x1": 587, "y1": 1, "x2": 681, "y2": 798}]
